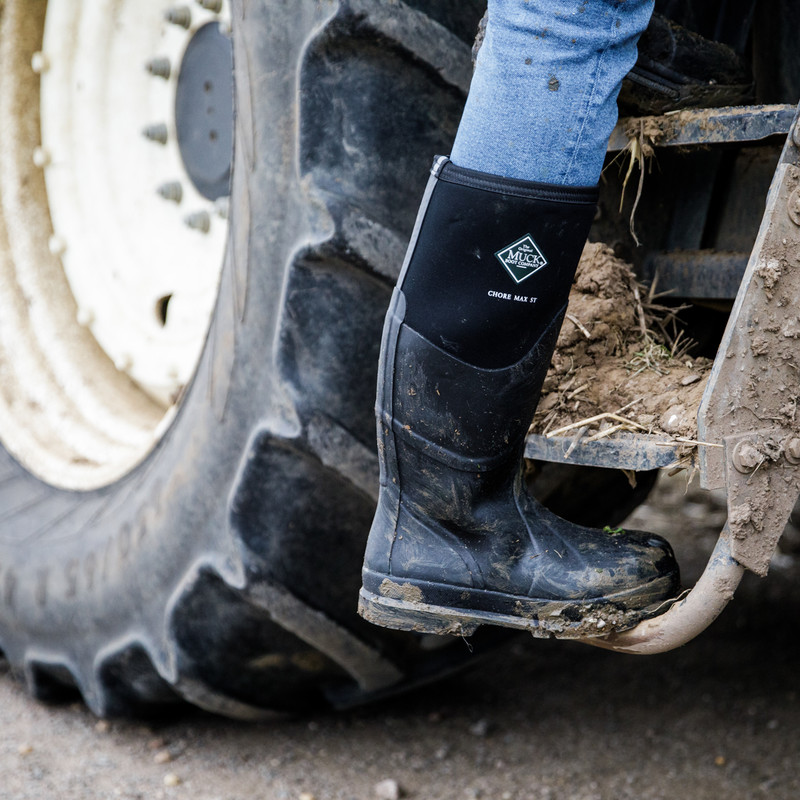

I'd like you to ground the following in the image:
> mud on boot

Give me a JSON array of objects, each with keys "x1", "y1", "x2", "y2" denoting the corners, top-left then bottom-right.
[{"x1": 358, "y1": 157, "x2": 681, "y2": 639}]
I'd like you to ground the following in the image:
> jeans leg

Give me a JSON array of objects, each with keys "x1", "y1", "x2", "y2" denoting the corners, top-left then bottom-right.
[{"x1": 450, "y1": 0, "x2": 654, "y2": 186}]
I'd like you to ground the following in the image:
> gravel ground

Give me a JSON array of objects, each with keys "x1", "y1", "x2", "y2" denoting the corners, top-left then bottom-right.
[{"x1": 1, "y1": 474, "x2": 799, "y2": 800}]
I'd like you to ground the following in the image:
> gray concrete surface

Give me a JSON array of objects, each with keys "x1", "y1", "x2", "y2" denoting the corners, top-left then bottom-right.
[{"x1": 1, "y1": 474, "x2": 798, "y2": 800}]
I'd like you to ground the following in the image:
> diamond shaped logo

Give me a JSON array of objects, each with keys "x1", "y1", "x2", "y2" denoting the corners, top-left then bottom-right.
[{"x1": 495, "y1": 234, "x2": 548, "y2": 284}]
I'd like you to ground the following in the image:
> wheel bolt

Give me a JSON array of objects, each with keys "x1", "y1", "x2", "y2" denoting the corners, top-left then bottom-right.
[
  {"x1": 145, "y1": 57, "x2": 171, "y2": 80},
  {"x1": 184, "y1": 211, "x2": 210, "y2": 233},
  {"x1": 31, "y1": 51, "x2": 49, "y2": 74},
  {"x1": 114, "y1": 354, "x2": 133, "y2": 372},
  {"x1": 77, "y1": 308, "x2": 95, "y2": 327},
  {"x1": 197, "y1": 0, "x2": 222, "y2": 11},
  {"x1": 165, "y1": 6, "x2": 191, "y2": 28},
  {"x1": 157, "y1": 181, "x2": 183, "y2": 203},
  {"x1": 32, "y1": 146, "x2": 50, "y2": 167},
  {"x1": 214, "y1": 196, "x2": 229, "y2": 219},
  {"x1": 142, "y1": 123, "x2": 168, "y2": 145},
  {"x1": 48, "y1": 234, "x2": 66, "y2": 256}
]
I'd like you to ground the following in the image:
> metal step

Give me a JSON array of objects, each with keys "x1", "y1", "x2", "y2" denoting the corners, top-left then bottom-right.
[
  {"x1": 608, "y1": 104, "x2": 795, "y2": 152},
  {"x1": 525, "y1": 431, "x2": 688, "y2": 472}
]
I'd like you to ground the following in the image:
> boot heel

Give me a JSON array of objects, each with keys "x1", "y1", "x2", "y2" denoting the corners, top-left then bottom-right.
[{"x1": 358, "y1": 588, "x2": 481, "y2": 637}]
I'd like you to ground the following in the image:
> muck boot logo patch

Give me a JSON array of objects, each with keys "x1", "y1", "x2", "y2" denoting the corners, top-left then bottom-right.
[{"x1": 495, "y1": 234, "x2": 548, "y2": 284}]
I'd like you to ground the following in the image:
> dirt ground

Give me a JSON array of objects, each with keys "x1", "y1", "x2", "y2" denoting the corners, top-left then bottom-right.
[{"x1": 1, "y1": 473, "x2": 799, "y2": 800}]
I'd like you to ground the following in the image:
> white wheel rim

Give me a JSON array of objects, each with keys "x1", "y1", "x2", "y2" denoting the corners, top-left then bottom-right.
[
  {"x1": 42, "y1": 0, "x2": 230, "y2": 404},
  {"x1": 0, "y1": 1, "x2": 231, "y2": 490}
]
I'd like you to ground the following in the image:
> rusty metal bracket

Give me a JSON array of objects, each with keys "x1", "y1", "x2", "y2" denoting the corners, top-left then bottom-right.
[{"x1": 579, "y1": 103, "x2": 800, "y2": 653}]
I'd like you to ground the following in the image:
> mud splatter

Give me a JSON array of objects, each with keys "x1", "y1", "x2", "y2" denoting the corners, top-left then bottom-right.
[{"x1": 379, "y1": 578, "x2": 424, "y2": 604}]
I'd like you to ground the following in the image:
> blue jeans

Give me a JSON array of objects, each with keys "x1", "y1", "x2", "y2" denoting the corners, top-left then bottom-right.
[{"x1": 451, "y1": 0, "x2": 654, "y2": 186}]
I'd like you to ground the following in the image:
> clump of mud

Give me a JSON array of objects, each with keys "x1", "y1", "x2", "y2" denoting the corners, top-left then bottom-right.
[{"x1": 531, "y1": 242, "x2": 712, "y2": 442}]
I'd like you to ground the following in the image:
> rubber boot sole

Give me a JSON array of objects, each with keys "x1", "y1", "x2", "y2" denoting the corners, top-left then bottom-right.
[{"x1": 358, "y1": 579, "x2": 671, "y2": 640}]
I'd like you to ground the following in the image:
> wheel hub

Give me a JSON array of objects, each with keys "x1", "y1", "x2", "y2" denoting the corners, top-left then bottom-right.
[{"x1": 175, "y1": 22, "x2": 234, "y2": 201}]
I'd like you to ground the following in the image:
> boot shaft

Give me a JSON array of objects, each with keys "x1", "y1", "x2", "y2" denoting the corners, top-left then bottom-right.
[
  {"x1": 399, "y1": 157, "x2": 597, "y2": 370},
  {"x1": 373, "y1": 157, "x2": 598, "y2": 533},
  {"x1": 381, "y1": 157, "x2": 598, "y2": 470}
]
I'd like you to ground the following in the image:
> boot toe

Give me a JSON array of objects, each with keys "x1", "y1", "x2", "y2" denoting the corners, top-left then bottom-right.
[{"x1": 602, "y1": 528, "x2": 681, "y2": 608}]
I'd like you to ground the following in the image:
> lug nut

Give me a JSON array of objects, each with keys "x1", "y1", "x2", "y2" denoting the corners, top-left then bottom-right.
[
  {"x1": 142, "y1": 123, "x2": 168, "y2": 145},
  {"x1": 114, "y1": 354, "x2": 133, "y2": 373},
  {"x1": 31, "y1": 51, "x2": 49, "y2": 74},
  {"x1": 76, "y1": 308, "x2": 95, "y2": 327},
  {"x1": 197, "y1": 0, "x2": 222, "y2": 11},
  {"x1": 732, "y1": 441, "x2": 762, "y2": 474},
  {"x1": 157, "y1": 181, "x2": 183, "y2": 203},
  {"x1": 184, "y1": 211, "x2": 210, "y2": 233},
  {"x1": 165, "y1": 6, "x2": 191, "y2": 28},
  {"x1": 32, "y1": 146, "x2": 50, "y2": 167},
  {"x1": 48, "y1": 235, "x2": 66, "y2": 257},
  {"x1": 214, "y1": 196, "x2": 229, "y2": 219},
  {"x1": 145, "y1": 57, "x2": 171, "y2": 80}
]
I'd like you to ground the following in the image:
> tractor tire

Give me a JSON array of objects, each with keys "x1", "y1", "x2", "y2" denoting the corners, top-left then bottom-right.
[
  {"x1": 0, "y1": 0, "x2": 662, "y2": 718},
  {"x1": 0, "y1": 0, "x2": 488, "y2": 718}
]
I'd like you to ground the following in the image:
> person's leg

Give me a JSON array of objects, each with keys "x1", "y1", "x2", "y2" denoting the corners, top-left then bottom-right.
[
  {"x1": 358, "y1": 2, "x2": 679, "y2": 638},
  {"x1": 452, "y1": 0, "x2": 654, "y2": 185}
]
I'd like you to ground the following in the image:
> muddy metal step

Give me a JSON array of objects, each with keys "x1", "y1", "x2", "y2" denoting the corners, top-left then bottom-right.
[
  {"x1": 528, "y1": 105, "x2": 798, "y2": 469},
  {"x1": 608, "y1": 103, "x2": 795, "y2": 152},
  {"x1": 524, "y1": 431, "x2": 687, "y2": 472}
]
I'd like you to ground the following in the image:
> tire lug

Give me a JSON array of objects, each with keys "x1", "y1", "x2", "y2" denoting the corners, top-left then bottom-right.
[
  {"x1": 157, "y1": 181, "x2": 183, "y2": 203},
  {"x1": 184, "y1": 211, "x2": 210, "y2": 233},
  {"x1": 165, "y1": 6, "x2": 192, "y2": 28},
  {"x1": 48, "y1": 234, "x2": 66, "y2": 256},
  {"x1": 145, "y1": 57, "x2": 171, "y2": 80},
  {"x1": 32, "y1": 146, "x2": 50, "y2": 167},
  {"x1": 142, "y1": 123, "x2": 168, "y2": 145},
  {"x1": 31, "y1": 51, "x2": 49, "y2": 74},
  {"x1": 197, "y1": 0, "x2": 222, "y2": 11}
]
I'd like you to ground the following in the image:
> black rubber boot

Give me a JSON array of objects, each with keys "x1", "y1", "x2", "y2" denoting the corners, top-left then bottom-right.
[{"x1": 358, "y1": 157, "x2": 680, "y2": 639}]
